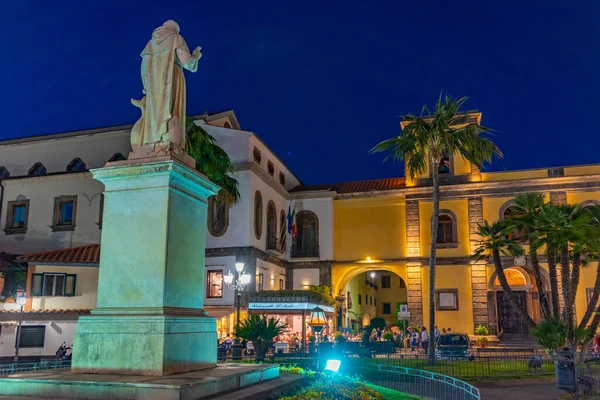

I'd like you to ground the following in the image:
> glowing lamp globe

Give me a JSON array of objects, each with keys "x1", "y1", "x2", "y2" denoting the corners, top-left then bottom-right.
[
  {"x1": 16, "y1": 294, "x2": 26, "y2": 307},
  {"x1": 240, "y1": 272, "x2": 252, "y2": 286},
  {"x1": 235, "y1": 262, "x2": 245, "y2": 273},
  {"x1": 308, "y1": 306, "x2": 327, "y2": 333},
  {"x1": 224, "y1": 271, "x2": 234, "y2": 285}
]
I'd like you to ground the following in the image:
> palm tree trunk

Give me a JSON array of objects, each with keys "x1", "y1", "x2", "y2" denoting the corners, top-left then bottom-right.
[
  {"x1": 492, "y1": 249, "x2": 536, "y2": 327},
  {"x1": 528, "y1": 242, "x2": 550, "y2": 319},
  {"x1": 570, "y1": 252, "x2": 581, "y2": 308},
  {"x1": 560, "y1": 248, "x2": 574, "y2": 335},
  {"x1": 578, "y1": 263, "x2": 600, "y2": 330},
  {"x1": 548, "y1": 250, "x2": 561, "y2": 318},
  {"x1": 427, "y1": 159, "x2": 440, "y2": 366}
]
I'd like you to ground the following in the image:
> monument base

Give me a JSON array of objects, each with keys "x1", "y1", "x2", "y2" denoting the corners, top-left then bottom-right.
[
  {"x1": 0, "y1": 364, "x2": 280, "y2": 400},
  {"x1": 72, "y1": 313, "x2": 217, "y2": 376}
]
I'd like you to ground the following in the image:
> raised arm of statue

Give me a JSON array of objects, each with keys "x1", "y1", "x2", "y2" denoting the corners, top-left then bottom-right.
[{"x1": 177, "y1": 46, "x2": 202, "y2": 73}]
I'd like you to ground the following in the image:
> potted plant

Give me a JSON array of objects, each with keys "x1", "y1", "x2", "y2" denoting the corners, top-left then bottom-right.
[
  {"x1": 382, "y1": 332, "x2": 394, "y2": 341},
  {"x1": 474, "y1": 325, "x2": 489, "y2": 347},
  {"x1": 233, "y1": 314, "x2": 285, "y2": 362}
]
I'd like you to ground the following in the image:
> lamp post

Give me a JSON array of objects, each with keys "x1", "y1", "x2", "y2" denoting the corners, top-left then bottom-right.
[
  {"x1": 14, "y1": 293, "x2": 27, "y2": 362},
  {"x1": 224, "y1": 262, "x2": 251, "y2": 360}
]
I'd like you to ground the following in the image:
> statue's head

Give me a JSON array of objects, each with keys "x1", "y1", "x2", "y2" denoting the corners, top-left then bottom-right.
[{"x1": 162, "y1": 20, "x2": 180, "y2": 33}]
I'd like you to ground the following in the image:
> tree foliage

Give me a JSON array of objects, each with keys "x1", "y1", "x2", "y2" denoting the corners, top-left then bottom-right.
[
  {"x1": 185, "y1": 117, "x2": 240, "y2": 203},
  {"x1": 370, "y1": 93, "x2": 501, "y2": 365}
]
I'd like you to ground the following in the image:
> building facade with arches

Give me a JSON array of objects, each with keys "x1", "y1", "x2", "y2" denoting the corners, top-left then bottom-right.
[{"x1": 1, "y1": 110, "x2": 600, "y2": 357}]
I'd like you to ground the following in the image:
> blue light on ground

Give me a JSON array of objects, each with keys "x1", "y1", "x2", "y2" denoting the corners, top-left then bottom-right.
[{"x1": 324, "y1": 359, "x2": 341, "y2": 372}]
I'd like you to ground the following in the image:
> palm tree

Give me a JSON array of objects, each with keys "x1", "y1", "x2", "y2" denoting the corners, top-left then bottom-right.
[
  {"x1": 233, "y1": 315, "x2": 286, "y2": 361},
  {"x1": 370, "y1": 94, "x2": 502, "y2": 364},
  {"x1": 531, "y1": 204, "x2": 589, "y2": 337},
  {"x1": 511, "y1": 193, "x2": 551, "y2": 318},
  {"x1": 473, "y1": 220, "x2": 535, "y2": 327},
  {"x1": 185, "y1": 116, "x2": 240, "y2": 204},
  {"x1": 578, "y1": 205, "x2": 600, "y2": 332}
]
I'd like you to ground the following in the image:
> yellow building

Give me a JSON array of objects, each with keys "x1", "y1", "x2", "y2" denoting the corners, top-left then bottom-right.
[{"x1": 295, "y1": 112, "x2": 600, "y2": 336}]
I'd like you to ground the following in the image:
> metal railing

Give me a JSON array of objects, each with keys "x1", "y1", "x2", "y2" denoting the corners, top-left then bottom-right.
[
  {"x1": 0, "y1": 359, "x2": 71, "y2": 375},
  {"x1": 355, "y1": 363, "x2": 481, "y2": 400}
]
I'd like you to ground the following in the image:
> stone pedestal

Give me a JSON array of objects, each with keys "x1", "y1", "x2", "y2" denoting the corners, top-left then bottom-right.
[{"x1": 72, "y1": 158, "x2": 219, "y2": 376}]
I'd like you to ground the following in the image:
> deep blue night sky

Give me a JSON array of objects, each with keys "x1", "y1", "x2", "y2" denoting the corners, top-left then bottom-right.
[{"x1": 2, "y1": 1, "x2": 599, "y2": 184}]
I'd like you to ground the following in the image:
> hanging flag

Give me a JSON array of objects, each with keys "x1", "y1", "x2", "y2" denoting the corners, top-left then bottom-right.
[
  {"x1": 287, "y1": 202, "x2": 297, "y2": 237},
  {"x1": 278, "y1": 219, "x2": 287, "y2": 253}
]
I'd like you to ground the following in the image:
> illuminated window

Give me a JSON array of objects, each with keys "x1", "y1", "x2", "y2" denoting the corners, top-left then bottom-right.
[
  {"x1": 258, "y1": 273, "x2": 264, "y2": 291},
  {"x1": 279, "y1": 279, "x2": 284, "y2": 290},
  {"x1": 207, "y1": 271, "x2": 223, "y2": 298}
]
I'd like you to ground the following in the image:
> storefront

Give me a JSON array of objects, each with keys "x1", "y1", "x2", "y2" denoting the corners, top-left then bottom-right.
[{"x1": 247, "y1": 299, "x2": 334, "y2": 347}]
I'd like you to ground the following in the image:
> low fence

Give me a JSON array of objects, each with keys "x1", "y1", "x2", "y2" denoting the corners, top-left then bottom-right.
[
  {"x1": 217, "y1": 348, "x2": 555, "y2": 381},
  {"x1": 0, "y1": 359, "x2": 71, "y2": 375},
  {"x1": 352, "y1": 363, "x2": 480, "y2": 400}
]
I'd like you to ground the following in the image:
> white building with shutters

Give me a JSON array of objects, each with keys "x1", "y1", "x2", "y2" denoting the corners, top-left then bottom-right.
[{"x1": 0, "y1": 111, "x2": 333, "y2": 358}]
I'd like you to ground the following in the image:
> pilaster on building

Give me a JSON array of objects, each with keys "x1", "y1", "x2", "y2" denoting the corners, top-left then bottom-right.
[
  {"x1": 405, "y1": 199, "x2": 423, "y2": 327},
  {"x1": 468, "y1": 197, "x2": 489, "y2": 330}
]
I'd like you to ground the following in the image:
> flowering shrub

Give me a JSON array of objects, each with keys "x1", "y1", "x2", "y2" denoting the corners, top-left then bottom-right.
[
  {"x1": 279, "y1": 365, "x2": 314, "y2": 376},
  {"x1": 279, "y1": 373, "x2": 383, "y2": 400}
]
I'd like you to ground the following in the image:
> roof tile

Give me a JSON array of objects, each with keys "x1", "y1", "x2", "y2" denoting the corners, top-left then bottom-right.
[
  {"x1": 19, "y1": 244, "x2": 100, "y2": 264},
  {"x1": 290, "y1": 177, "x2": 405, "y2": 194}
]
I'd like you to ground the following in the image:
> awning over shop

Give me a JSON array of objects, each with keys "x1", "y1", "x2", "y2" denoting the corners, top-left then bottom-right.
[{"x1": 248, "y1": 302, "x2": 334, "y2": 313}]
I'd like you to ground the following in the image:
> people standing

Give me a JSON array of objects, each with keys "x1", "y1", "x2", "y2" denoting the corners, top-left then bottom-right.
[
  {"x1": 434, "y1": 325, "x2": 440, "y2": 345},
  {"x1": 410, "y1": 327, "x2": 419, "y2": 353},
  {"x1": 421, "y1": 326, "x2": 429, "y2": 354}
]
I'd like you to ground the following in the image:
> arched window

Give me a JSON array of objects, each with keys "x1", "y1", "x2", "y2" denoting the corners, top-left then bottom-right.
[
  {"x1": 254, "y1": 191, "x2": 263, "y2": 239},
  {"x1": 108, "y1": 153, "x2": 127, "y2": 162},
  {"x1": 28, "y1": 162, "x2": 47, "y2": 176},
  {"x1": 291, "y1": 211, "x2": 319, "y2": 258},
  {"x1": 207, "y1": 196, "x2": 229, "y2": 237},
  {"x1": 503, "y1": 206, "x2": 525, "y2": 240},
  {"x1": 581, "y1": 200, "x2": 600, "y2": 208},
  {"x1": 66, "y1": 158, "x2": 86, "y2": 173},
  {"x1": 0, "y1": 166, "x2": 9, "y2": 180},
  {"x1": 435, "y1": 209, "x2": 458, "y2": 247},
  {"x1": 499, "y1": 200, "x2": 525, "y2": 241},
  {"x1": 266, "y1": 201, "x2": 277, "y2": 250}
]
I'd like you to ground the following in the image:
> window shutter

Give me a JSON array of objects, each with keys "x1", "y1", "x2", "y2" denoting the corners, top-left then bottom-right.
[
  {"x1": 30, "y1": 273, "x2": 43, "y2": 296},
  {"x1": 64, "y1": 274, "x2": 77, "y2": 297}
]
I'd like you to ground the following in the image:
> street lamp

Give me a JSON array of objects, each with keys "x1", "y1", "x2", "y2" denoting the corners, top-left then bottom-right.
[
  {"x1": 224, "y1": 262, "x2": 251, "y2": 359},
  {"x1": 14, "y1": 293, "x2": 26, "y2": 362},
  {"x1": 308, "y1": 306, "x2": 327, "y2": 343}
]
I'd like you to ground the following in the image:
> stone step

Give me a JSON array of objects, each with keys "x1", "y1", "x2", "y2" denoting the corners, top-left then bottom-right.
[{"x1": 207, "y1": 374, "x2": 309, "y2": 400}]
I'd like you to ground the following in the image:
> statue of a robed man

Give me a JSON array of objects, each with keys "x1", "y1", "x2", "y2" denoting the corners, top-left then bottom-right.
[{"x1": 130, "y1": 20, "x2": 201, "y2": 153}]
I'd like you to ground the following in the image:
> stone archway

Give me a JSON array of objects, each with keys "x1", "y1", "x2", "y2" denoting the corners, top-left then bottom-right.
[
  {"x1": 487, "y1": 266, "x2": 550, "y2": 335},
  {"x1": 332, "y1": 263, "x2": 408, "y2": 331}
]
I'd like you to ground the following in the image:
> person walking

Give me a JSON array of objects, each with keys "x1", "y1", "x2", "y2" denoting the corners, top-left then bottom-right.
[{"x1": 421, "y1": 326, "x2": 429, "y2": 354}]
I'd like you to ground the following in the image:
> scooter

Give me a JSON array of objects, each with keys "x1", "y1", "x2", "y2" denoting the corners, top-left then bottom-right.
[{"x1": 56, "y1": 342, "x2": 72, "y2": 361}]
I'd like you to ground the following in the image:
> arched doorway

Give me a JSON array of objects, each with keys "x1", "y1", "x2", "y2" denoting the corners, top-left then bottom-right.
[
  {"x1": 342, "y1": 269, "x2": 407, "y2": 333},
  {"x1": 488, "y1": 266, "x2": 549, "y2": 335}
]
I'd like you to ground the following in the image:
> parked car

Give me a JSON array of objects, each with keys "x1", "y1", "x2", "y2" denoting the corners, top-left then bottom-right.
[{"x1": 435, "y1": 333, "x2": 474, "y2": 361}]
